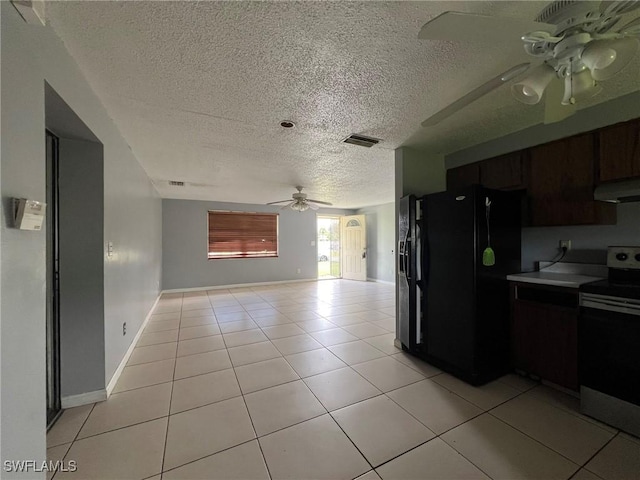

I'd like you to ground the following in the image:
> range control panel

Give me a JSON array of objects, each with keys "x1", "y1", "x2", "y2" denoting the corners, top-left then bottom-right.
[{"x1": 608, "y1": 246, "x2": 640, "y2": 270}]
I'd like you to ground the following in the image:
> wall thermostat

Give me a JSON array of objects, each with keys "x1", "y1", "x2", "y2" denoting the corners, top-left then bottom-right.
[{"x1": 13, "y1": 198, "x2": 46, "y2": 231}]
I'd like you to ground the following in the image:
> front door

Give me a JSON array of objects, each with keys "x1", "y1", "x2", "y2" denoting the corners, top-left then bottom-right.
[{"x1": 341, "y1": 215, "x2": 367, "y2": 281}]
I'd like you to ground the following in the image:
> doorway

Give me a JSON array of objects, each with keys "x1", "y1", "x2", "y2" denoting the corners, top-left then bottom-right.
[
  {"x1": 317, "y1": 216, "x2": 341, "y2": 279},
  {"x1": 46, "y1": 130, "x2": 61, "y2": 428}
]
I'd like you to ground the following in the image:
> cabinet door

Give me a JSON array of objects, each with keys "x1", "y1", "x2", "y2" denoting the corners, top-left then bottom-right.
[
  {"x1": 447, "y1": 163, "x2": 480, "y2": 191},
  {"x1": 599, "y1": 118, "x2": 640, "y2": 183},
  {"x1": 529, "y1": 133, "x2": 595, "y2": 200},
  {"x1": 480, "y1": 151, "x2": 524, "y2": 190},
  {"x1": 512, "y1": 300, "x2": 542, "y2": 373},
  {"x1": 528, "y1": 133, "x2": 615, "y2": 226},
  {"x1": 512, "y1": 299, "x2": 578, "y2": 390},
  {"x1": 538, "y1": 308, "x2": 578, "y2": 390}
]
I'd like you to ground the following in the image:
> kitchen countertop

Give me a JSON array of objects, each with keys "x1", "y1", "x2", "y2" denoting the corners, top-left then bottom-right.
[
  {"x1": 507, "y1": 262, "x2": 607, "y2": 289},
  {"x1": 507, "y1": 271, "x2": 605, "y2": 288}
]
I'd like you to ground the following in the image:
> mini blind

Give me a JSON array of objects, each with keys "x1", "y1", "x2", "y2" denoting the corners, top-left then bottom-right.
[{"x1": 208, "y1": 211, "x2": 278, "y2": 259}]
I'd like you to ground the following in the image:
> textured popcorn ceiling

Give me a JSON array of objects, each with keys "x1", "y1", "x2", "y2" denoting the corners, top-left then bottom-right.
[{"x1": 46, "y1": 1, "x2": 640, "y2": 208}]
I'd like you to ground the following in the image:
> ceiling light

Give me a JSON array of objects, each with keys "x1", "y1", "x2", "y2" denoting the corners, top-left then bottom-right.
[
  {"x1": 561, "y1": 70, "x2": 601, "y2": 105},
  {"x1": 290, "y1": 201, "x2": 309, "y2": 212},
  {"x1": 280, "y1": 120, "x2": 295, "y2": 128},
  {"x1": 512, "y1": 64, "x2": 556, "y2": 105},
  {"x1": 582, "y1": 37, "x2": 640, "y2": 80}
]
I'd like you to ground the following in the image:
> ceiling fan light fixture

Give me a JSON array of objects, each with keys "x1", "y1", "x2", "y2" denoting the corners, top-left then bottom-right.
[
  {"x1": 561, "y1": 69, "x2": 601, "y2": 105},
  {"x1": 582, "y1": 37, "x2": 640, "y2": 80},
  {"x1": 511, "y1": 64, "x2": 556, "y2": 105},
  {"x1": 291, "y1": 201, "x2": 309, "y2": 212}
]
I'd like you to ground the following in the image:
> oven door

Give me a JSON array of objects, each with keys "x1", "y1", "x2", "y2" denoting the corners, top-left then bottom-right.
[{"x1": 580, "y1": 293, "x2": 640, "y2": 406}]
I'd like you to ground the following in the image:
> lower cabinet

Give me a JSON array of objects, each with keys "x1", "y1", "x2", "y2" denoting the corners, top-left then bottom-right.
[{"x1": 510, "y1": 283, "x2": 578, "y2": 390}]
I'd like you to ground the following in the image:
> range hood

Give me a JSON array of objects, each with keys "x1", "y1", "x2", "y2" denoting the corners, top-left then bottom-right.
[{"x1": 594, "y1": 179, "x2": 640, "y2": 203}]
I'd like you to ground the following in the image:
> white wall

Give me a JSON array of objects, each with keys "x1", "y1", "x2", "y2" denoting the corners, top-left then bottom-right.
[
  {"x1": 0, "y1": 4, "x2": 162, "y2": 475},
  {"x1": 162, "y1": 199, "x2": 354, "y2": 289},
  {"x1": 356, "y1": 202, "x2": 395, "y2": 283}
]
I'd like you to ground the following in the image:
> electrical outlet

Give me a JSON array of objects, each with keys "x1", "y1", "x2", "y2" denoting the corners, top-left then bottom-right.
[
  {"x1": 123, "y1": 322, "x2": 127, "y2": 336},
  {"x1": 296, "y1": 268, "x2": 301, "y2": 274},
  {"x1": 560, "y1": 240, "x2": 572, "y2": 251}
]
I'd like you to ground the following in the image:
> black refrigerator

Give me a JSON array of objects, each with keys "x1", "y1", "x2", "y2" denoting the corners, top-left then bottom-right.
[{"x1": 398, "y1": 185, "x2": 521, "y2": 385}]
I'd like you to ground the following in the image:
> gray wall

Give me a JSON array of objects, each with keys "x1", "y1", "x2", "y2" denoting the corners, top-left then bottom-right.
[
  {"x1": 522, "y1": 203, "x2": 640, "y2": 271},
  {"x1": 58, "y1": 138, "x2": 105, "y2": 397},
  {"x1": 394, "y1": 147, "x2": 447, "y2": 337},
  {"x1": 444, "y1": 91, "x2": 640, "y2": 271},
  {"x1": 356, "y1": 202, "x2": 396, "y2": 283},
  {"x1": 163, "y1": 199, "x2": 354, "y2": 289},
  {"x1": 1, "y1": 4, "x2": 162, "y2": 474}
]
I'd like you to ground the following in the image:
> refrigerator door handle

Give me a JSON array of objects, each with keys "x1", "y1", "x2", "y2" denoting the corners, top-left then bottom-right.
[
  {"x1": 405, "y1": 239, "x2": 411, "y2": 282},
  {"x1": 422, "y1": 237, "x2": 429, "y2": 287},
  {"x1": 415, "y1": 225, "x2": 422, "y2": 283},
  {"x1": 397, "y1": 241, "x2": 405, "y2": 275}
]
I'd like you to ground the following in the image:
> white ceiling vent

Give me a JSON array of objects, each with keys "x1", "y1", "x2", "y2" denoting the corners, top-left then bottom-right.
[
  {"x1": 168, "y1": 180, "x2": 184, "y2": 186},
  {"x1": 343, "y1": 134, "x2": 380, "y2": 148}
]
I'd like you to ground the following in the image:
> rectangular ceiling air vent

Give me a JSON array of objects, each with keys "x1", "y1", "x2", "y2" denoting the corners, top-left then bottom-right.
[
  {"x1": 168, "y1": 180, "x2": 185, "y2": 186},
  {"x1": 343, "y1": 134, "x2": 380, "y2": 148}
]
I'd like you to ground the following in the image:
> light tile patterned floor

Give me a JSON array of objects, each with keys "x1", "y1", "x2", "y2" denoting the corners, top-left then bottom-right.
[{"x1": 47, "y1": 280, "x2": 640, "y2": 480}]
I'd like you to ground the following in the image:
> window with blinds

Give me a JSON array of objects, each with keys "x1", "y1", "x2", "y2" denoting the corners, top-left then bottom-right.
[{"x1": 208, "y1": 211, "x2": 278, "y2": 259}]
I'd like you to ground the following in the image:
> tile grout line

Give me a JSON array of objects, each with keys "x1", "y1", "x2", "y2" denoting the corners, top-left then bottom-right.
[
  {"x1": 485, "y1": 410, "x2": 586, "y2": 469},
  {"x1": 158, "y1": 292, "x2": 184, "y2": 478},
  {"x1": 573, "y1": 430, "x2": 619, "y2": 476},
  {"x1": 274, "y1": 350, "x2": 376, "y2": 477},
  {"x1": 50, "y1": 380, "x2": 98, "y2": 479},
  {"x1": 219, "y1": 324, "x2": 274, "y2": 480}
]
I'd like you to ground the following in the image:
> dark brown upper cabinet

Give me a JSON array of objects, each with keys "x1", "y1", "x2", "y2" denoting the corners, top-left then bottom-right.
[
  {"x1": 480, "y1": 151, "x2": 525, "y2": 190},
  {"x1": 447, "y1": 151, "x2": 525, "y2": 191},
  {"x1": 446, "y1": 162, "x2": 480, "y2": 191},
  {"x1": 528, "y1": 133, "x2": 616, "y2": 226},
  {"x1": 598, "y1": 118, "x2": 640, "y2": 183}
]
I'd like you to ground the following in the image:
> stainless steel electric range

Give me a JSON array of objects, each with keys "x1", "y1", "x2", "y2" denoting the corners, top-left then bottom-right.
[{"x1": 580, "y1": 246, "x2": 640, "y2": 437}]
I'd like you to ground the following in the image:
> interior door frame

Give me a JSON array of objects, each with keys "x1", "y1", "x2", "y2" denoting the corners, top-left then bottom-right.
[
  {"x1": 316, "y1": 215, "x2": 342, "y2": 279},
  {"x1": 46, "y1": 130, "x2": 62, "y2": 429}
]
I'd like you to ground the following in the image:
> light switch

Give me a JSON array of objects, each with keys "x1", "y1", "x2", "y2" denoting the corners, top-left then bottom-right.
[{"x1": 310, "y1": 240, "x2": 316, "y2": 246}]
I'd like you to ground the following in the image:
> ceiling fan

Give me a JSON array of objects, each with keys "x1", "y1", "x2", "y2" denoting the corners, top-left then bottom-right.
[
  {"x1": 419, "y1": 0, "x2": 640, "y2": 126},
  {"x1": 266, "y1": 186, "x2": 333, "y2": 212}
]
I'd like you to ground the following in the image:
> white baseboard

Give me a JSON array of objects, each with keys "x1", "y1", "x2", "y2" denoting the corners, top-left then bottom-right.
[
  {"x1": 367, "y1": 278, "x2": 395, "y2": 286},
  {"x1": 61, "y1": 389, "x2": 107, "y2": 408},
  {"x1": 162, "y1": 278, "x2": 318, "y2": 293},
  {"x1": 105, "y1": 293, "x2": 161, "y2": 396}
]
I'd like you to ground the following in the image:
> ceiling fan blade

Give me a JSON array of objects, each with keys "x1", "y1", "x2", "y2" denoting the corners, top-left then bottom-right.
[
  {"x1": 543, "y1": 77, "x2": 576, "y2": 124},
  {"x1": 600, "y1": 0, "x2": 640, "y2": 16},
  {"x1": 307, "y1": 199, "x2": 333, "y2": 206},
  {"x1": 418, "y1": 11, "x2": 554, "y2": 43},
  {"x1": 308, "y1": 203, "x2": 320, "y2": 211},
  {"x1": 280, "y1": 201, "x2": 295, "y2": 210},
  {"x1": 421, "y1": 63, "x2": 530, "y2": 127},
  {"x1": 266, "y1": 199, "x2": 293, "y2": 205},
  {"x1": 618, "y1": 16, "x2": 640, "y2": 35}
]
